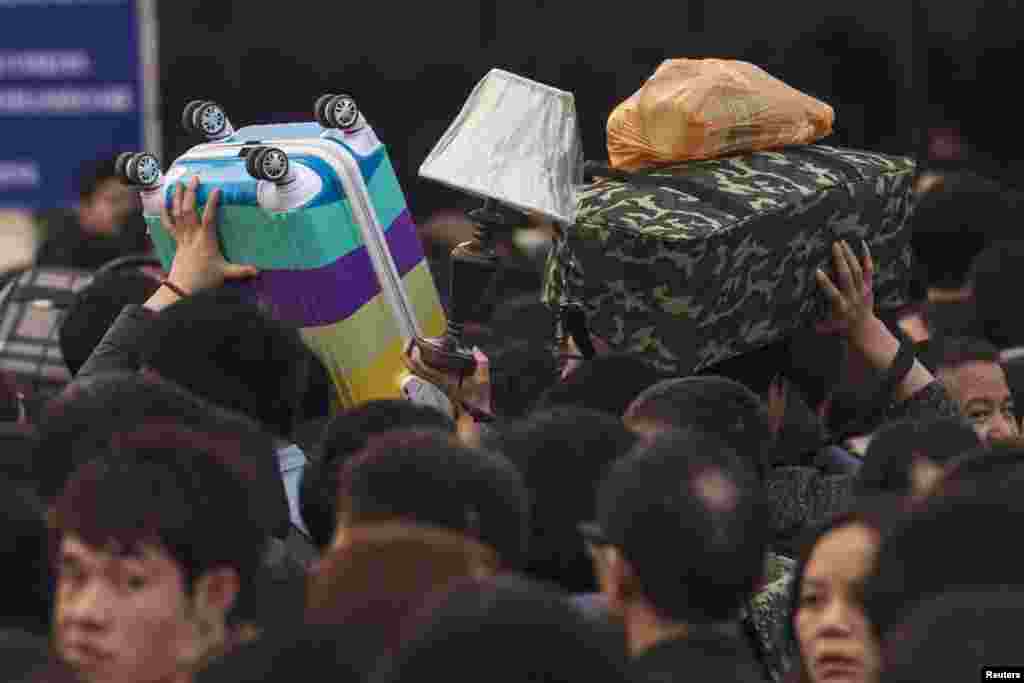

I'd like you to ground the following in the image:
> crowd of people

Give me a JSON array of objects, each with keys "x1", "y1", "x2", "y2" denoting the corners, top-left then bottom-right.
[{"x1": 1, "y1": 151, "x2": 1022, "y2": 683}]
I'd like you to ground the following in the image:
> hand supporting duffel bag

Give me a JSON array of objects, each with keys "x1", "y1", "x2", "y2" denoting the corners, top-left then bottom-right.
[{"x1": 542, "y1": 145, "x2": 916, "y2": 375}]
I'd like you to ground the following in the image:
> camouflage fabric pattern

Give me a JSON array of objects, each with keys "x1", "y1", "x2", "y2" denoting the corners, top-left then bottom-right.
[
  {"x1": 543, "y1": 145, "x2": 916, "y2": 375},
  {"x1": 743, "y1": 552, "x2": 798, "y2": 682}
]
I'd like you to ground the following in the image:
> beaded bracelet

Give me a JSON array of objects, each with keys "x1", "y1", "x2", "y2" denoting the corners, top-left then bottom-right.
[{"x1": 159, "y1": 279, "x2": 189, "y2": 299}]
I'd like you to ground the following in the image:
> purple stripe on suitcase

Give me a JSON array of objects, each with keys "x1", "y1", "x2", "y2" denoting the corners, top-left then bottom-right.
[{"x1": 250, "y1": 209, "x2": 425, "y2": 327}]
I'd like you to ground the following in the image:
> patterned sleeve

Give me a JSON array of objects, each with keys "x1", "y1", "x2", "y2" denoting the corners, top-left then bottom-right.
[
  {"x1": 746, "y1": 553, "x2": 799, "y2": 682},
  {"x1": 765, "y1": 467, "x2": 855, "y2": 542}
]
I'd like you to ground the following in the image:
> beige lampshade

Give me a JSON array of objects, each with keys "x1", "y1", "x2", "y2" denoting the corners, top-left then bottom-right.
[{"x1": 419, "y1": 68, "x2": 584, "y2": 226}]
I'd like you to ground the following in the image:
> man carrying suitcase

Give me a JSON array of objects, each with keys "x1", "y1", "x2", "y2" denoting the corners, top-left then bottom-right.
[{"x1": 74, "y1": 177, "x2": 318, "y2": 566}]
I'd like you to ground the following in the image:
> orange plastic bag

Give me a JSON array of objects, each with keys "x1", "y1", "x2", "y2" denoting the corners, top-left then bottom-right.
[{"x1": 607, "y1": 59, "x2": 835, "y2": 170}]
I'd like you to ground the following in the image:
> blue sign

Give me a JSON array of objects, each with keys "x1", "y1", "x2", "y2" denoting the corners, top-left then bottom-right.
[{"x1": 0, "y1": 1, "x2": 154, "y2": 210}]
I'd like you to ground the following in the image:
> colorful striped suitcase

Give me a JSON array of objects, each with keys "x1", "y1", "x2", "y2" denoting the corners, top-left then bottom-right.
[{"x1": 122, "y1": 97, "x2": 447, "y2": 410}]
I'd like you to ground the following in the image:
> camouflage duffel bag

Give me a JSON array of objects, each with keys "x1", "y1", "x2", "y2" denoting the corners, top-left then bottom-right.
[{"x1": 542, "y1": 145, "x2": 916, "y2": 375}]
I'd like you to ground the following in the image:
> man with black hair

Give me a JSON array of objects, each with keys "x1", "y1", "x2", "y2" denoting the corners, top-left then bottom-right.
[
  {"x1": 585, "y1": 429, "x2": 768, "y2": 682},
  {"x1": 73, "y1": 178, "x2": 324, "y2": 550},
  {"x1": 968, "y1": 239, "x2": 1024, "y2": 350},
  {"x1": 35, "y1": 155, "x2": 151, "y2": 270},
  {"x1": 882, "y1": 591, "x2": 1024, "y2": 683},
  {"x1": 50, "y1": 424, "x2": 267, "y2": 683},
  {"x1": 35, "y1": 372, "x2": 290, "y2": 540},
  {"x1": 35, "y1": 372, "x2": 310, "y2": 631},
  {"x1": 863, "y1": 468, "x2": 1024, "y2": 641},
  {"x1": 625, "y1": 242, "x2": 960, "y2": 541},
  {"x1": 333, "y1": 429, "x2": 528, "y2": 571},
  {"x1": 490, "y1": 407, "x2": 638, "y2": 595},
  {"x1": 532, "y1": 353, "x2": 664, "y2": 419},
  {"x1": 920, "y1": 335, "x2": 1018, "y2": 443},
  {"x1": 910, "y1": 170, "x2": 1015, "y2": 296},
  {"x1": 369, "y1": 574, "x2": 631, "y2": 683},
  {"x1": 854, "y1": 417, "x2": 980, "y2": 500},
  {"x1": 300, "y1": 400, "x2": 456, "y2": 552}
]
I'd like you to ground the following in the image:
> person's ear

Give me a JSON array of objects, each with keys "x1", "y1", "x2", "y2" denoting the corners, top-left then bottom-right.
[
  {"x1": 468, "y1": 545, "x2": 501, "y2": 580},
  {"x1": 597, "y1": 546, "x2": 639, "y2": 615},
  {"x1": 910, "y1": 455, "x2": 945, "y2": 499},
  {"x1": 192, "y1": 566, "x2": 241, "y2": 624}
]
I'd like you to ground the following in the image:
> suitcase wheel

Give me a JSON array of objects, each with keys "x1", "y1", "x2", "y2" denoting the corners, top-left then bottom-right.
[
  {"x1": 117, "y1": 152, "x2": 162, "y2": 187},
  {"x1": 182, "y1": 100, "x2": 230, "y2": 139},
  {"x1": 181, "y1": 100, "x2": 206, "y2": 134},
  {"x1": 316, "y1": 93, "x2": 359, "y2": 130},
  {"x1": 314, "y1": 93, "x2": 335, "y2": 128},
  {"x1": 114, "y1": 152, "x2": 135, "y2": 178},
  {"x1": 246, "y1": 146, "x2": 290, "y2": 183},
  {"x1": 195, "y1": 101, "x2": 229, "y2": 138}
]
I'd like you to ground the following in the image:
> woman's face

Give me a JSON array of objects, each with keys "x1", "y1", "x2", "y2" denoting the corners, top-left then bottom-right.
[{"x1": 795, "y1": 523, "x2": 881, "y2": 683}]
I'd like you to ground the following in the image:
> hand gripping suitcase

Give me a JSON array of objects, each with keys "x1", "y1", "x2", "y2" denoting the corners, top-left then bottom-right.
[
  {"x1": 543, "y1": 145, "x2": 917, "y2": 375},
  {"x1": 120, "y1": 97, "x2": 448, "y2": 410}
]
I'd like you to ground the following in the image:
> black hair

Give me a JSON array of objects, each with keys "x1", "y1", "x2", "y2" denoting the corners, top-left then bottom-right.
[
  {"x1": 881, "y1": 591, "x2": 1024, "y2": 683},
  {"x1": 772, "y1": 380, "x2": 827, "y2": 468},
  {"x1": 624, "y1": 375, "x2": 771, "y2": 481},
  {"x1": 305, "y1": 522, "x2": 500, "y2": 661},
  {"x1": 533, "y1": 353, "x2": 663, "y2": 418},
  {"x1": 862, "y1": 476, "x2": 1024, "y2": 639},
  {"x1": 969, "y1": 240, "x2": 1024, "y2": 348},
  {"x1": 701, "y1": 333, "x2": 845, "y2": 412},
  {"x1": 784, "y1": 331, "x2": 847, "y2": 411},
  {"x1": 194, "y1": 622, "x2": 372, "y2": 683},
  {"x1": 0, "y1": 423, "x2": 38, "y2": 487},
  {"x1": 76, "y1": 155, "x2": 121, "y2": 201},
  {"x1": 941, "y1": 439, "x2": 1024, "y2": 491},
  {"x1": 596, "y1": 429, "x2": 768, "y2": 624},
  {"x1": 139, "y1": 287, "x2": 309, "y2": 439},
  {"x1": 0, "y1": 629, "x2": 51, "y2": 683},
  {"x1": 294, "y1": 348, "x2": 333, "y2": 429},
  {"x1": 701, "y1": 339, "x2": 790, "y2": 398},
  {"x1": 909, "y1": 170, "x2": 1014, "y2": 290},
  {"x1": 369, "y1": 574, "x2": 630, "y2": 683},
  {"x1": 488, "y1": 346, "x2": 559, "y2": 419},
  {"x1": 51, "y1": 423, "x2": 267, "y2": 593},
  {"x1": 918, "y1": 335, "x2": 1002, "y2": 373},
  {"x1": 58, "y1": 269, "x2": 161, "y2": 376},
  {"x1": 300, "y1": 400, "x2": 456, "y2": 551},
  {"x1": 35, "y1": 372, "x2": 290, "y2": 538},
  {"x1": 0, "y1": 479, "x2": 53, "y2": 637},
  {"x1": 337, "y1": 430, "x2": 529, "y2": 568},
  {"x1": 855, "y1": 417, "x2": 981, "y2": 497},
  {"x1": 491, "y1": 407, "x2": 637, "y2": 593}
]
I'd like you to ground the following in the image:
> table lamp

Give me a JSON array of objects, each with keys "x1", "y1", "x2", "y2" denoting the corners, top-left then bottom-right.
[{"x1": 413, "y1": 68, "x2": 584, "y2": 373}]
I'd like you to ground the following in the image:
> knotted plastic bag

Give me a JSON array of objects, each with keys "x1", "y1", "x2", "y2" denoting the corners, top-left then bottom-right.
[{"x1": 608, "y1": 59, "x2": 834, "y2": 170}]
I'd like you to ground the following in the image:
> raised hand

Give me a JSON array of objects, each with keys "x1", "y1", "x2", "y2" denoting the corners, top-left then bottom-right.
[
  {"x1": 160, "y1": 176, "x2": 259, "y2": 295},
  {"x1": 815, "y1": 240, "x2": 875, "y2": 337}
]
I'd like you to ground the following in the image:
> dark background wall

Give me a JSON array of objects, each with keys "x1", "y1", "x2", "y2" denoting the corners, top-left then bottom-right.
[{"x1": 156, "y1": 1, "x2": 1021, "y2": 222}]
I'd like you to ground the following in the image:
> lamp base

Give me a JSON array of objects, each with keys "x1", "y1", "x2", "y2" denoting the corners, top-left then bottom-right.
[
  {"x1": 411, "y1": 335, "x2": 476, "y2": 374},
  {"x1": 410, "y1": 199, "x2": 526, "y2": 378}
]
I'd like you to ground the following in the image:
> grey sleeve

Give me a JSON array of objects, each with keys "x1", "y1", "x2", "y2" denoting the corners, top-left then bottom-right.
[{"x1": 75, "y1": 304, "x2": 157, "y2": 381}]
